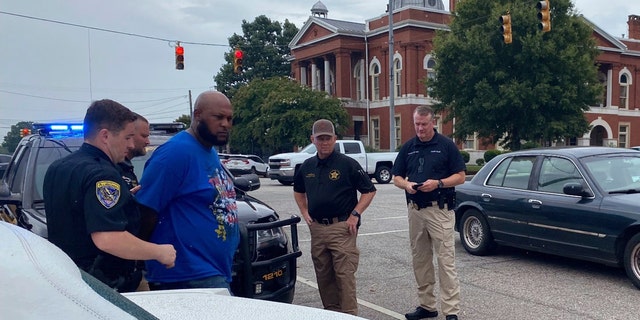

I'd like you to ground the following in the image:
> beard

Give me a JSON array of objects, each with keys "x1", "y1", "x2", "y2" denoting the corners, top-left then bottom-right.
[{"x1": 197, "y1": 121, "x2": 227, "y2": 146}]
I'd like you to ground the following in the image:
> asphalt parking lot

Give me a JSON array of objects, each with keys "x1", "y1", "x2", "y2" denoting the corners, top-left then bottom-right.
[{"x1": 251, "y1": 178, "x2": 640, "y2": 320}]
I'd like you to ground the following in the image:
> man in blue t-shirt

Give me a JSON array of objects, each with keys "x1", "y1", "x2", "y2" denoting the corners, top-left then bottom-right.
[{"x1": 136, "y1": 91, "x2": 239, "y2": 291}]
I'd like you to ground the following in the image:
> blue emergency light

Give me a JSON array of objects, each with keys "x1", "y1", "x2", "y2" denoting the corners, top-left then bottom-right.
[{"x1": 33, "y1": 123, "x2": 84, "y2": 137}]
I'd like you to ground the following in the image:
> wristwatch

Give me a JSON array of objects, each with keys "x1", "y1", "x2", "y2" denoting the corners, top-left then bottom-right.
[
  {"x1": 351, "y1": 210, "x2": 361, "y2": 218},
  {"x1": 437, "y1": 179, "x2": 444, "y2": 189}
]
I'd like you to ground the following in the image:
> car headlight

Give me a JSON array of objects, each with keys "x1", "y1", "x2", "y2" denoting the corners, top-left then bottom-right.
[{"x1": 256, "y1": 227, "x2": 287, "y2": 251}]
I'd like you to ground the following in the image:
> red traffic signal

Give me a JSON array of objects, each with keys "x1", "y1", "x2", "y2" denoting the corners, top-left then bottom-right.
[
  {"x1": 175, "y1": 45, "x2": 184, "y2": 70},
  {"x1": 233, "y1": 49, "x2": 243, "y2": 74}
]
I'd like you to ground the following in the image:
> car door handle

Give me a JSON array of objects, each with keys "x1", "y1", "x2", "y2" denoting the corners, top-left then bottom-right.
[
  {"x1": 528, "y1": 199, "x2": 542, "y2": 207},
  {"x1": 481, "y1": 193, "x2": 492, "y2": 201}
]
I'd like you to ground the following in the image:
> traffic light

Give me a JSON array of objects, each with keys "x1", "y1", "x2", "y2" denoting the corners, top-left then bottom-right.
[
  {"x1": 175, "y1": 45, "x2": 184, "y2": 70},
  {"x1": 233, "y1": 48, "x2": 243, "y2": 74},
  {"x1": 537, "y1": 0, "x2": 551, "y2": 33},
  {"x1": 500, "y1": 14, "x2": 512, "y2": 44},
  {"x1": 20, "y1": 128, "x2": 31, "y2": 137}
]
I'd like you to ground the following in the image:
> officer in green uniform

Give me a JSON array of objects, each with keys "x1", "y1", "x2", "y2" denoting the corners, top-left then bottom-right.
[{"x1": 43, "y1": 99, "x2": 176, "y2": 292}]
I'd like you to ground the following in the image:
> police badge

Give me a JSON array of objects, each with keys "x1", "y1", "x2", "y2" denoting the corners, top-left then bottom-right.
[{"x1": 96, "y1": 180, "x2": 121, "y2": 209}]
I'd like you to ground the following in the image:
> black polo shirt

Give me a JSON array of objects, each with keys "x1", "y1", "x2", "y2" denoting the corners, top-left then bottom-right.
[
  {"x1": 392, "y1": 130, "x2": 466, "y2": 204},
  {"x1": 43, "y1": 143, "x2": 139, "y2": 275},
  {"x1": 293, "y1": 151, "x2": 376, "y2": 220},
  {"x1": 118, "y1": 158, "x2": 139, "y2": 190}
]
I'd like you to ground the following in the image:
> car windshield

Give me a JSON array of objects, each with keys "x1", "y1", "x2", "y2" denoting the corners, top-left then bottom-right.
[
  {"x1": 298, "y1": 144, "x2": 317, "y2": 154},
  {"x1": 581, "y1": 154, "x2": 640, "y2": 193}
]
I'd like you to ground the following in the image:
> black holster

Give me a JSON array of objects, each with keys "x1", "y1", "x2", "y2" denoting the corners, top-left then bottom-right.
[{"x1": 87, "y1": 256, "x2": 142, "y2": 293}]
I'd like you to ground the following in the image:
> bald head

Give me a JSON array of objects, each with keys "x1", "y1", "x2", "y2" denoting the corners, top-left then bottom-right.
[{"x1": 191, "y1": 91, "x2": 233, "y2": 148}]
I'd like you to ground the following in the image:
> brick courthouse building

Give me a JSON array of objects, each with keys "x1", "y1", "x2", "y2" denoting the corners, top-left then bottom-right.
[{"x1": 288, "y1": 0, "x2": 640, "y2": 151}]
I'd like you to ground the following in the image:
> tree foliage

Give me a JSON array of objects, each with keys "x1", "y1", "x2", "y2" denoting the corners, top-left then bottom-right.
[
  {"x1": 230, "y1": 77, "x2": 349, "y2": 156},
  {"x1": 175, "y1": 114, "x2": 191, "y2": 127},
  {"x1": 214, "y1": 15, "x2": 299, "y2": 99},
  {"x1": 2, "y1": 121, "x2": 34, "y2": 153},
  {"x1": 429, "y1": 0, "x2": 601, "y2": 150}
]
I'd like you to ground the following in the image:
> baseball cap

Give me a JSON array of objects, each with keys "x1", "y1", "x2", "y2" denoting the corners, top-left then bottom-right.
[{"x1": 312, "y1": 119, "x2": 336, "y2": 138}]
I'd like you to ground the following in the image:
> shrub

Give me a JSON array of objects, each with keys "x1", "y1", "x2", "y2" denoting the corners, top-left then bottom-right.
[
  {"x1": 484, "y1": 149, "x2": 502, "y2": 163},
  {"x1": 459, "y1": 150, "x2": 470, "y2": 163},
  {"x1": 475, "y1": 158, "x2": 485, "y2": 166}
]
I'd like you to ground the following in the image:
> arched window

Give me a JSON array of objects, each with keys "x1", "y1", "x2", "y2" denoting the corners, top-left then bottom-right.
[
  {"x1": 424, "y1": 55, "x2": 437, "y2": 96},
  {"x1": 354, "y1": 61, "x2": 363, "y2": 101},
  {"x1": 619, "y1": 69, "x2": 632, "y2": 109},
  {"x1": 394, "y1": 55, "x2": 402, "y2": 98},
  {"x1": 370, "y1": 59, "x2": 381, "y2": 101}
]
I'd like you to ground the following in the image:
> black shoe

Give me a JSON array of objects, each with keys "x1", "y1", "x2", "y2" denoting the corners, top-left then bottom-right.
[
  {"x1": 405, "y1": 306, "x2": 438, "y2": 320},
  {"x1": 445, "y1": 315, "x2": 458, "y2": 320}
]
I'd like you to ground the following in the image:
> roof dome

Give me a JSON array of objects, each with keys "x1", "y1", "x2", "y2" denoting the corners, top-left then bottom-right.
[
  {"x1": 393, "y1": 0, "x2": 445, "y2": 10},
  {"x1": 311, "y1": 1, "x2": 328, "y2": 17}
]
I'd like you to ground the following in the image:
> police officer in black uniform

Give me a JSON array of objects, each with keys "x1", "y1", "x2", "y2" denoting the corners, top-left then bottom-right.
[
  {"x1": 293, "y1": 119, "x2": 376, "y2": 315},
  {"x1": 118, "y1": 113, "x2": 150, "y2": 191},
  {"x1": 392, "y1": 105, "x2": 466, "y2": 320},
  {"x1": 43, "y1": 99, "x2": 176, "y2": 293}
]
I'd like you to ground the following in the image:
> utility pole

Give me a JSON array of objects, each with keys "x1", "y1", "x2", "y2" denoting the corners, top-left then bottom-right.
[
  {"x1": 188, "y1": 90, "x2": 193, "y2": 118},
  {"x1": 388, "y1": 0, "x2": 396, "y2": 151}
]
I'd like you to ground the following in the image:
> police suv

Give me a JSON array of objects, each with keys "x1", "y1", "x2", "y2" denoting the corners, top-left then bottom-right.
[{"x1": 0, "y1": 123, "x2": 301, "y2": 303}]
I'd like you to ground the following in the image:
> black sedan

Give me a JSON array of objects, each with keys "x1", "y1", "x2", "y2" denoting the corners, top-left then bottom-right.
[{"x1": 455, "y1": 147, "x2": 640, "y2": 289}]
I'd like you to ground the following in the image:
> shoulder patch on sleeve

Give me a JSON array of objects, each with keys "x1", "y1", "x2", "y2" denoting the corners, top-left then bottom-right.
[{"x1": 96, "y1": 180, "x2": 121, "y2": 209}]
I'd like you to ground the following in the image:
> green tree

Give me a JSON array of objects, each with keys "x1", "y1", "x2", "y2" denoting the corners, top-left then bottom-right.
[
  {"x1": 2, "y1": 121, "x2": 34, "y2": 153},
  {"x1": 429, "y1": 0, "x2": 601, "y2": 150},
  {"x1": 230, "y1": 77, "x2": 349, "y2": 156},
  {"x1": 214, "y1": 16, "x2": 299, "y2": 99},
  {"x1": 175, "y1": 114, "x2": 191, "y2": 127}
]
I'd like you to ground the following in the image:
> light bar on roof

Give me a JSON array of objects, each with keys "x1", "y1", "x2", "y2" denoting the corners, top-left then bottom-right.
[{"x1": 33, "y1": 123, "x2": 84, "y2": 136}]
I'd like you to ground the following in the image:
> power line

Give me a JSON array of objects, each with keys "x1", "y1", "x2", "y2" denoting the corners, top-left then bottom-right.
[{"x1": 0, "y1": 10, "x2": 228, "y2": 47}]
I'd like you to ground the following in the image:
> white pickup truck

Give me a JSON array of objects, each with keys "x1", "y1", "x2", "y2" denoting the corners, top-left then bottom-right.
[{"x1": 268, "y1": 140, "x2": 397, "y2": 185}]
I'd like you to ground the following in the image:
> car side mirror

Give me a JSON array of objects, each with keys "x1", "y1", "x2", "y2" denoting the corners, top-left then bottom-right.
[
  {"x1": 234, "y1": 174, "x2": 261, "y2": 192},
  {"x1": 563, "y1": 182, "x2": 592, "y2": 197}
]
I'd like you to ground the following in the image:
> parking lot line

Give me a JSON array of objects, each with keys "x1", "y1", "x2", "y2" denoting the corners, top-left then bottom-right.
[{"x1": 296, "y1": 276, "x2": 405, "y2": 319}]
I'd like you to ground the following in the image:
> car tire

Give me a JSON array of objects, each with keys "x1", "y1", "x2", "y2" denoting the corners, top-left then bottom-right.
[
  {"x1": 278, "y1": 179, "x2": 293, "y2": 186},
  {"x1": 460, "y1": 209, "x2": 496, "y2": 255},
  {"x1": 374, "y1": 166, "x2": 392, "y2": 184},
  {"x1": 251, "y1": 167, "x2": 257, "y2": 175},
  {"x1": 623, "y1": 233, "x2": 640, "y2": 289}
]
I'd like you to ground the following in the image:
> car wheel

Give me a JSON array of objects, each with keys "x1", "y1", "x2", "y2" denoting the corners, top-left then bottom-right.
[
  {"x1": 250, "y1": 167, "x2": 257, "y2": 175},
  {"x1": 460, "y1": 209, "x2": 496, "y2": 255},
  {"x1": 374, "y1": 166, "x2": 391, "y2": 184},
  {"x1": 278, "y1": 180, "x2": 293, "y2": 186},
  {"x1": 623, "y1": 233, "x2": 640, "y2": 289}
]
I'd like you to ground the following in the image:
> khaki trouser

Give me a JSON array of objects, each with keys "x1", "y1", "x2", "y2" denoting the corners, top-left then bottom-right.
[
  {"x1": 408, "y1": 203, "x2": 460, "y2": 316},
  {"x1": 309, "y1": 221, "x2": 360, "y2": 315}
]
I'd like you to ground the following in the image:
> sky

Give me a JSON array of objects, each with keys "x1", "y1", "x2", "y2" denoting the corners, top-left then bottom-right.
[{"x1": 1, "y1": 0, "x2": 639, "y2": 139}]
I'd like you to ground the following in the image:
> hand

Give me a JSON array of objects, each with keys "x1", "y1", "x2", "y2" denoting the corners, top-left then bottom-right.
[
  {"x1": 406, "y1": 182, "x2": 421, "y2": 194},
  {"x1": 302, "y1": 213, "x2": 313, "y2": 225},
  {"x1": 130, "y1": 185, "x2": 141, "y2": 195},
  {"x1": 346, "y1": 215, "x2": 359, "y2": 235},
  {"x1": 157, "y1": 244, "x2": 177, "y2": 269}
]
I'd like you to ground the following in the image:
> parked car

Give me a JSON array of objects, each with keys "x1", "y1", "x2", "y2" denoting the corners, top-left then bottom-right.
[
  {"x1": 0, "y1": 123, "x2": 301, "y2": 303},
  {"x1": 0, "y1": 220, "x2": 365, "y2": 320},
  {"x1": 455, "y1": 146, "x2": 640, "y2": 289},
  {"x1": 268, "y1": 140, "x2": 397, "y2": 185},
  {"x1": 222, "y1": 154, "x2": 269, "y2": 177},
  {"x1": 0, "y1": 153, "x2": 10, "y2": 179}
]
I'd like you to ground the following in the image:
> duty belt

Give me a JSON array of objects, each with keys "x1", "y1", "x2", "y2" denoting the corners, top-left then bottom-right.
[
  {"x1": 312, "y1": 214, "x2": 349, "y2": 225},
  {"x1": 408, "y1": 200, "x2": 438, "y2": 210}
]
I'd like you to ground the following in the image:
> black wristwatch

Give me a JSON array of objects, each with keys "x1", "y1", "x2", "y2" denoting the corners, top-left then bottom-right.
[
  {"x1": 351, "y1": 210, "x2": 361, "y2": 218},
  {"x1": 437, "y1": 179, "x2": 444, "y2": 189}
]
